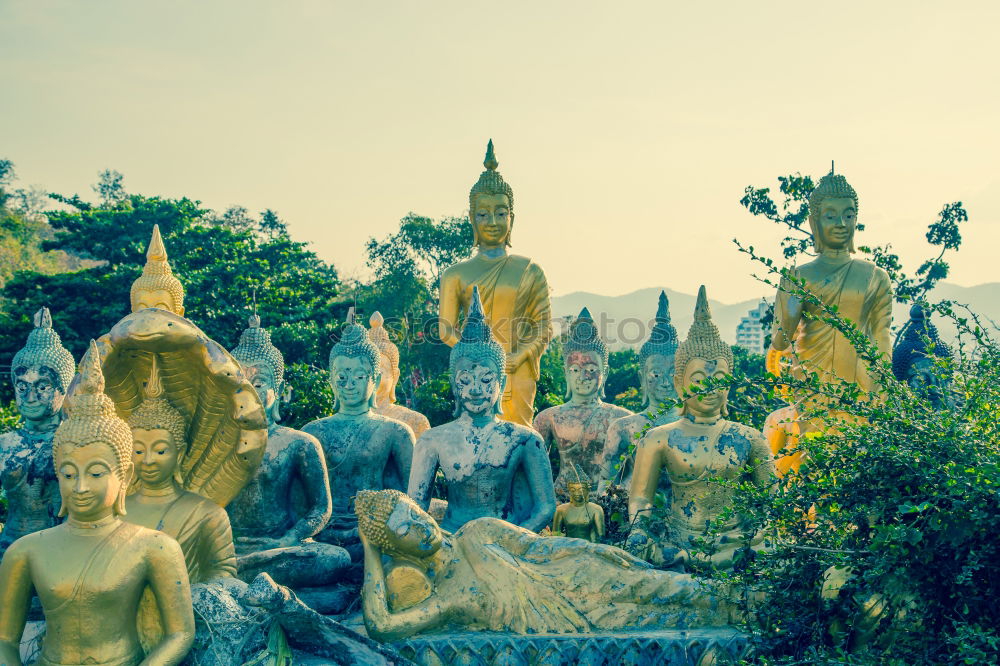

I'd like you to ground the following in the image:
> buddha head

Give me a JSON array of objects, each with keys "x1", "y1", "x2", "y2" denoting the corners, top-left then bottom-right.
[
  {"x1": 566, "y1": 465, "x2": 592, "y2": 507},
  {"x1": 130, "y1": 224, "x2": 185, "y2": 315},
  {"x1": 468, "y1": 139, "x2": 515, "y2": 249},
  {"x1": 329, "y1": 308, "x2": 381, "y2": 412},
  {"x1": 368, "y1": 311, "x2": 401, "y2": 407},
  {"x1": 892, "y1": 305, "x2": 954, "y2": 407},
  {"x1": 126, "y1": 356, "x2": 188, "y2": 490},
  {"x1": 11, "y1": 307, "x2": 75, "y2": 426},
  {"x1": 231, "y1": 313, "x2": 285, "y2": 425},
  {"x1": 357, "y1": 488, "x2": 444, "y2": 559},
  {"x1": 638, "y1": 291, "x2": 680, "y2": 410},
  {"x1": 674, "y1": 286, "x2": 733, "y2": 419},
  {"x1": 808, "y1": 168, "x2": 859, "y2": 254},
  {"x1": 563, "y1": 307, "x2": 608, "y2": 401},
  {"x1": 53, "y1": 340, "x2": 134, "y2": 519},
  {"x1": 449, "y1": 286, "x2": 506, "y2": 418}
]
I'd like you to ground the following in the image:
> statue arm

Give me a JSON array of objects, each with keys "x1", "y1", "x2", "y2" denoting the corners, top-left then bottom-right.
[
  {"x1": 199, "y1": 505, "x2": 239, "y2": 581},
  {"x1": 518, "y1": 436, "x2": 557, "y2": 533},
  {"x1": 438, "y1": 269, "x2": 463, "y2": 348},
  {"x1": 386, "y1": 426, "x2": 415, "y2": 493},
  {"x1": 598, "y1": 419, "x2": 628, "y2": 492},
  {"x1": 771, "y1": 273, "x2": 802, "y2": 352},
  {"x1": 748, "y1": 431, "x2": 777, "y2": 490},
  {"x1": 0, "y1": 539, "x2": 32, "y2": 665},
  {"x1": 551, "y1": 506, "x2": 565, "y2": 535},
  {"x1": 287, "y1": 434, "x2": 334, "y2": 543},
  {"x1": 868, "y1": 268, "x2": 893, "y2": 360},
  {"x1": 628, "y1": 433, "x2": 664, "y2": 521},
  {"x1": 144, "y1": 534, "x2": 195, "y2": 666},
  {"x1": 592, "y1": 503, "x2": 606, "y2": 540},
  {"x1": 360, "y1": 538, "x2": 447, "y2": 641},
  {"x1": 407, "y1": 437, "x2": 439, "y2": 511},
  {"x1": 512, "y1": 264, "x2": 553, "y2": 369}
]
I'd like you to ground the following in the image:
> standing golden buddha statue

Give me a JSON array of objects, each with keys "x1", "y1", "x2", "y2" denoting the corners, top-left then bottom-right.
[
  {"x1": 439, "y1": 140, "x2": 552, "y2": 427},
  {"x1": 770, "y1": 168, "x2": 892, "y2": 407},
  {"x1": 0, "y1": 341, "x2": 194, "y2": 666},
  {"x1": 369, "y1": 311, "x2": 431, "y2": 438}
]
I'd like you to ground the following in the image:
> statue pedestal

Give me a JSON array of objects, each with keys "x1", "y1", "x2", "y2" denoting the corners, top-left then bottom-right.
[{"x1": 393, "y1": 628, "x2": 747, "y2": 665}]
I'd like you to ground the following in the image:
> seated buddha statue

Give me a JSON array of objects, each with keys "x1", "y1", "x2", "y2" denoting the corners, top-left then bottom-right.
[
  {"x1": 762, "y1": 348, "x2": 808, "y2": 477},
  {"x1": 0, "y1": 308, "x2": 75, "y2": 557},
  {"x1": 0, "y1": 341, "x2": 194, "y2": 666},
  {"x1": 408, "y1": 287, "x2": 556, "y2": 533},
  {"x1": 891, "y1": 304, "x2": 955, "y2": 409},
  {"x1": 534, "y1": 307, "x2": 632, "y2": 499},
  {"x1": 551, "y1": 466, "x2": 605, "y2": 543},
  {"x1": 629, "y1": 287, "x2": 776, "y2": 569},
  {"x1": 226, "y1": 314, "x2": 351, "y2": 606},
  {"x1": 368, "y1": 311, "x2": 431, "y2": 438},
  {"x1": 356, "y1": 488, "x2": 734, "y2": 641},
  {"x1": 600, "y1": 291, "x2": 681, "y2": 492},
  {"x1": 303, "y1": 309, "x2": 414, "y2": 559}
]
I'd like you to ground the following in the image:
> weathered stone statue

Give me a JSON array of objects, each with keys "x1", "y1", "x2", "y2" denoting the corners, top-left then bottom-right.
[
  {"x1": 409, "y1": 287, "x2": 556, "y2": 533},
  {"x1": 551, "y1": 466, "x2": 605, "y2": 542},
  {"x1": 600, "y1": 291, "x2": 681, "y2": 491},
  {"x1": 131, "y1": 224, "x2": 185, "y2": 316},
  {"x1": 439, "y1": 140, "x2": 552, "y2": 427},
  {"x1": 0, "y1": 308, "x2": 75, "y2": 556},
  {"x1": 303, "y1": 309, "x2": 414, "y2": 558},
  {"x1": 770, "y1": 168, "x2": 892, "y2": 402},
  {"x1": 630, "y1": 287, "x2": 775, "y2": 569},
  {"x1": 534, "y1": 307, "x2": 631, "y2": 497},
  {"x1": 356, "y1": 488, "x2": 734, "y2": 641},
  {"x1": 226, "y1": 314, "x2": 350, "y2": 598},
  {"x1": 0, "y1": 341, "x2": 195, "y2": 666},
  {"x1": 892, "y1": 304, "x2": 955, "y2": 408},
  {"x1": 369, "y1": 311, "x2": 431, "y2": 438}
]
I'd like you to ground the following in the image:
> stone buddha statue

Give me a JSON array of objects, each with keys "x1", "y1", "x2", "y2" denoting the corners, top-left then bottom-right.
[
  {"x1": 226, "y1": 314, "x2": 350, "y2": 604},
  {"x1": 131, "y1": 224, "x2": 185, "y2": 316},
  {"x1": 892, "y1": 304, "x2": 955, "y2": 409},
  {"x1": 439, "y1": 140, "x2": 552, "y2": 427},
  {"x1": 302, "y1": 309, "x2": 414, "y2": 559},
  {"x1": 533, "y1": 307, "x2": 631, "y2": 498},
  {"x1": 551, "y1": 466, "x2": 605, "y2": 543},
  {"x1": 0, "y1": 308, "x2": 75, "y2": 556},
  {"x1": 629, "y1": 286, "x2": 775, "y2": 569},
  {"x1": 0, "y1": 340, "x2": 195, "y2": 666},
  {"x1": 409, "y1": 286, "x2": 556, "y2": 533},
  {"x1": 369, "y1": 311, "x2": 431, "y2": 438},
  {"x1": 600, "y1": 291, "x2": 682, "y2": 492},
  {"x1": 355, "y1": 488, "x2": 734, "y2": 641},
  {"x1": 770, "y1": 169, "x2": 892, "y2": 406}
]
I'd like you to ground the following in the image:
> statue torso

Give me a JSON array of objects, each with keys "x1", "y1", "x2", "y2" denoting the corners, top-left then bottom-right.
[
  {"x1": 377, "y1": 403, "x2": 431, "y2": 439},
  {"x1": 557, "y1": 503, "x2": 601, "y2": 541},
  {"x1": 0, "y1": 429, "x2": 60, "y2": 549},
  {"x1": 535, "y1": 401, "x2": 632, "y2": 493},
  {"x1": 602, "y1": 410, "x2": 679, "y2": 489}
]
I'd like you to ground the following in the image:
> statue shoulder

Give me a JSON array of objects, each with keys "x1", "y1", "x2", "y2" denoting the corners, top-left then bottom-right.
[
  {"x1": 301, "y1": 416, "x2": 335, "y2": 437},
  {"x1": 277, "y1": 425, "x2": 325, "y2": 451},
  {"x1": 183, "y1": 490, "x2": 232, "y2": 525},
  {"x1": 503, "y1": 421, "x2": 544, "y2": 449},
  {"x1": 371, "y1": 413, "x2": 415, "y2": 441},
  {"x1": 721, "y1": 420, "x2": 764, "y2": 443},
  {"x1": 604, "y1": 403, "x2": 634, "y2": 419},
  {"x1": 518, "y1": 256, "x2": 549, "y2": 283}
]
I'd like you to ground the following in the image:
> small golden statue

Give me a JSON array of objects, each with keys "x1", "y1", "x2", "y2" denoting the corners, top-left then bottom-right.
[
  {"x1": 130, "y1": 224, "x2": 185, "y2": 315},
  {"x1": 356, "y1": 488, "x2": 733, "y2": 641},
  {"x1": 0, "y1": 341, "x2": 194, "y2": 666},
  {"x1": 629, "y1": 287, "x2": 775, "y2": 569},
  {"x1": 439, "y1": 140, "x2": 552, "y2": 427},
  {"x1": 551, "y1": 465, "x2": 605, "y2": 543},
  {"x1": 369, "y1": 311, "x2": 431, "y2": 438}
]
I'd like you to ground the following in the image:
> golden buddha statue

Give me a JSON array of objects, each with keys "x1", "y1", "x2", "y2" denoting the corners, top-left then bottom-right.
[
  {"x1": 130, "y1": 224, "x2": 185, "y2": 315},
  {"x1": 439, "y1": 140, "x2": 552, "y2": 427},
  {"x1": 551, "y1": 466, "x2": 605, "y2": 543},
  {"x1": 356, "y1": 488, "x2": 733, "y2": 641},
  {"x1": 761, "y1": 348, "x2": 807, "y2": 476},
  {"x1": 629, "y1": 287, "x2": 775, "y2": 569},
  {"x1": 770, "y1": 168, "x2": 892, "y2": 405},
  {"x1": 0, "y1": 341, "x2": 194, "y2": 666},
  {"x1": 369, "y1": 311, "x2": 431, "y2": 438}
]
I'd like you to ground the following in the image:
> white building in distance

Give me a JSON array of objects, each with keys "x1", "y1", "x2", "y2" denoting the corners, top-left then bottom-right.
[{"x1": 735, "y1": 299, "x2": 770, "y2": 354}]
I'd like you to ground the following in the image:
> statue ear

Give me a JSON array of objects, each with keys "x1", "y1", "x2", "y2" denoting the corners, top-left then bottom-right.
[
  {"x1": 117, "y1": 461, "x2": 135, "y2": 516},
  {"x1": 176, "y1": 304, "x2": 185, "y2": 317}
]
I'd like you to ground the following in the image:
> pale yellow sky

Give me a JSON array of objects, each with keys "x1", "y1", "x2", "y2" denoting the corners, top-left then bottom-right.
[{"x1": 2, "y1": 1, "x2": 998, "y2": 302}]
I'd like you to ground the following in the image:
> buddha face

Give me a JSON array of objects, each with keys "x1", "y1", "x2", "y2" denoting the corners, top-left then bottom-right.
[
  {"x1": 331, "y1": 355, "x2": 378, "y2": 411},
  {"x1": 452, "y1": 357, "x2": 503, "y2": 417},
  {"x1": 471, "y1": 193, "x2": 512, "y2": 248},
  {"x1": 566, "y1": 350, "x2": 602, "y2": 400},
  {"x1": 814, "y1": 197, "x2": 857, "y2": 251},
  {"x1": 246, "y1": 362, "x2": 278, "y2": 415},
  {"x1": 13, "y1": 365, "x2": 64, "y2": 422},
  {"x1": 676, "y1": 357, "x2": 730, "y2": 419},
  {"x1": 567, "y1": 482, "x2": 589, "y2": 506},
  {"x1": 375, "y1": 353, "x2": 398, "y2": 405},
  {"x1": 643, "y1": 354, "x2": 677, "y2": 408},
  {"x1": 132, "y1": 288, "x2": 183, "y2": 315},
  {"x1": 132, "y1": 428, "x2": 179, "y2": 488},
  {"x1": 57, "y1": 442, "x2": 128, "y2": 521},
  {"x1": 384, "y1": 495, "x2": 443, "y2": 557}
]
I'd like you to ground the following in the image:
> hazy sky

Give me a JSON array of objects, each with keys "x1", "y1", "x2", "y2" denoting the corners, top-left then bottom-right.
[{"x1": 3, "y1": 1, "x2": 999, "y2": 303}]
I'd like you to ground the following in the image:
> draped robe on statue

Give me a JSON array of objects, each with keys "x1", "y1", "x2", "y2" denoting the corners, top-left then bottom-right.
[{"x1": 440, "y1": 253, "x2": 552, "y2": 427}]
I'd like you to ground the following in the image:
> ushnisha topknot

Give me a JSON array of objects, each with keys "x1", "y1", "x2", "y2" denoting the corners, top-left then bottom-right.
[
  {"x1": 564, "y1": 307, "x2": 609, "y2": 371},
  {"x1": 639, "y1": 291, "x2": 679, "y2": 370},
  {"x1": 892, "y1": 304, "x2": 953, "y2": 382},
  {"x1": 449, "y1": 286, "x2": 506, "y2": 378},
  {"x1": 130, "y1": 224, "x2": 185, "y2": 314},
  {"x1": 126, "y1": 355, "x2": 188, "y2": 481},
  {"x1": 231, "y1": 313, "x2": 286, "y2": 394},
  {"x1": 468, "y1": 139, "x2": 515, "y2": 246},
  {"x1": 355, "y1": 488, "x2": 410, "y2": 551},
  {"x1": 808, "y1": 164, "x2": 859, "y2": 253},
  {"x1": 54, "y1": 340, "x2": 133, "y2": 515},
  {"x1": 11, "y1": 306, "x2": 76, "y2": 392},
  {"x1": 329, "y1": 307, "x2": 381, "y2": 375},
  {"x1": 674, "y1": 285, "x2": 734, "y2": 386}
]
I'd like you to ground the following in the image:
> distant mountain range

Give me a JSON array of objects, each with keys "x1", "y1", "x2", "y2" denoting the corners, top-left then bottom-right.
[{"x1": 551, "y1": 282, "x2": 1000, "y2": 348}]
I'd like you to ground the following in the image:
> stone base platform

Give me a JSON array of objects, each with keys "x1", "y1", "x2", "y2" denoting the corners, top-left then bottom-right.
[{"x1": 392, "y1": 628, "x2": 748, "y2": 666}]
